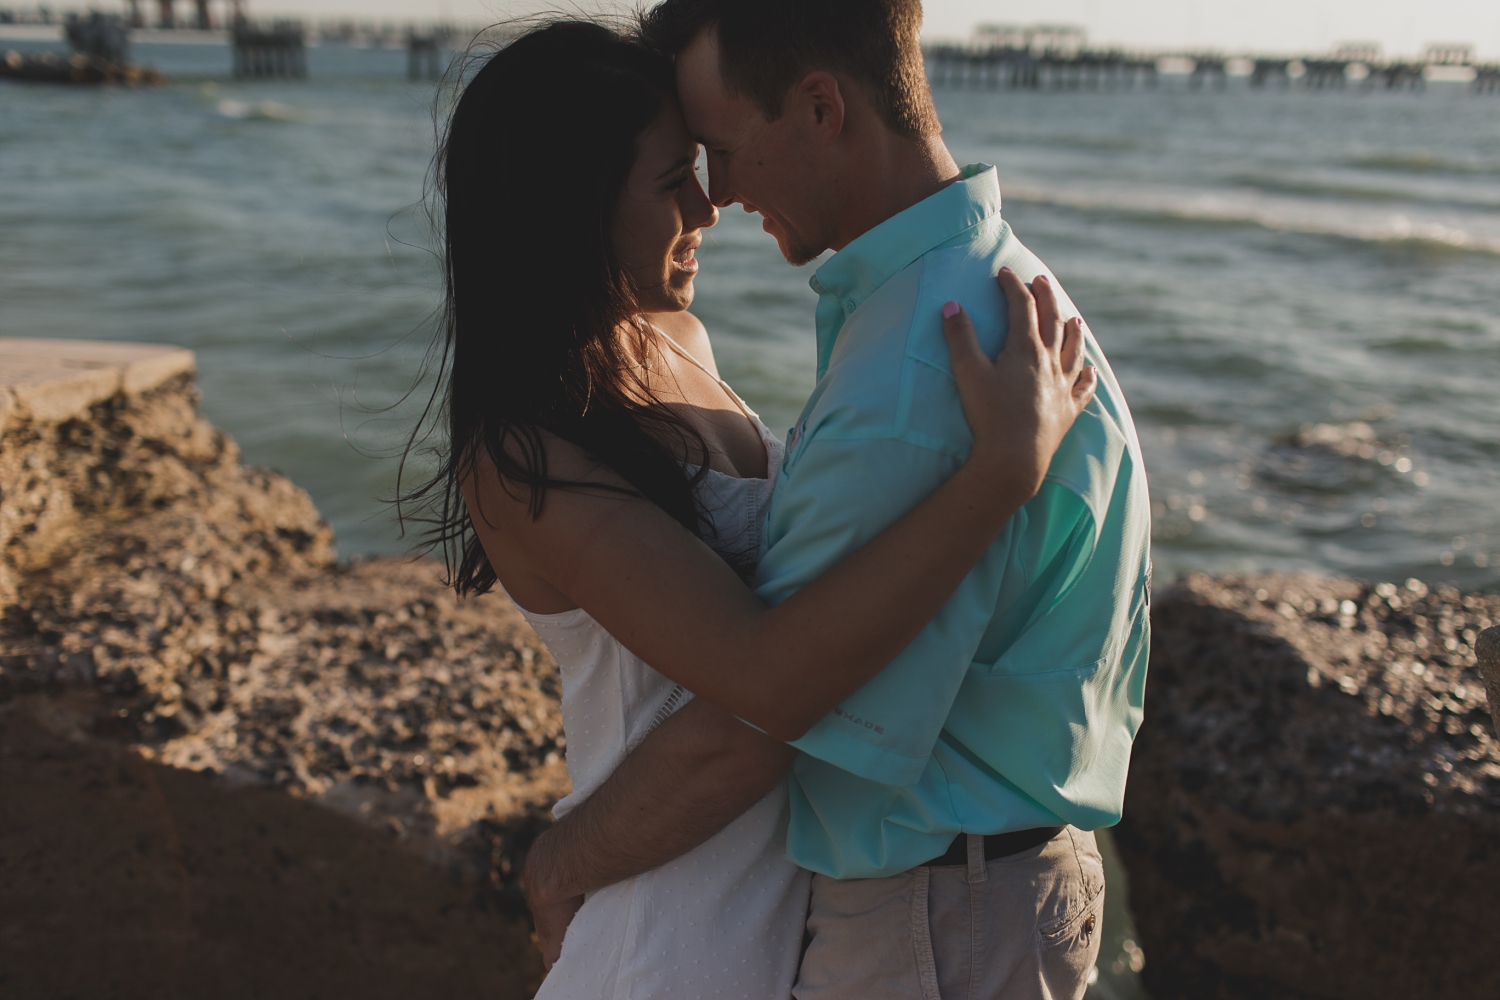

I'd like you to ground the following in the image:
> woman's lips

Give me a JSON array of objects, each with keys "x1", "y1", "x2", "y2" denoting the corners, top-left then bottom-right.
[{"x1": 671, "y1": 243, "x2": 699, "y2": 274}]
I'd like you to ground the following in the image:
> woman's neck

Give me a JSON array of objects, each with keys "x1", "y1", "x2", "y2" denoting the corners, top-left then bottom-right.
[{"x1": 618, "y1": 317, "x2": 663, "y2": 375}]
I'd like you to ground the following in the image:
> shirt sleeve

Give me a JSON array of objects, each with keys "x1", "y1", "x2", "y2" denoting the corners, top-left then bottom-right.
[{"x1": 753, "y1": 431, "x2": 1014, "y2": 788}]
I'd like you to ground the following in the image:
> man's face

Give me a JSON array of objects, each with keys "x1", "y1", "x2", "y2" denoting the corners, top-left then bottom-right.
[{"x1": 675, "y1": 30, "x2": 837, "y2": 266}]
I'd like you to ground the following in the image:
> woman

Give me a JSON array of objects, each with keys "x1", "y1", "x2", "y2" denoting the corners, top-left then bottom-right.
[{"x1": 408, "y1": 20, "x2": 1096, "y2": 999}]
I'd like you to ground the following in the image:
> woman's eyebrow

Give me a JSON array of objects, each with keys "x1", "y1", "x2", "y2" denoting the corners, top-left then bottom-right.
[{"x1": 654, "y1": 156, "x2": 696, "y2": 180}]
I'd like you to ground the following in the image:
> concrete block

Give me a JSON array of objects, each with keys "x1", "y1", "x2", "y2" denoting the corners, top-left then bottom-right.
[
  {"x1": 122, "y1": 349, "x2": 196, "y2": 395},
  {"x1": 0, "y1": 338, "x2": 195, "y2": 426},
  {"x1": 5, "y1": 360, "x2": 121, "y2": 423}
]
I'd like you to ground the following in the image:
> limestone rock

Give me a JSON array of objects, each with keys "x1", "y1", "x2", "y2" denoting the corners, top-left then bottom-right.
[
  {"x1": 1115, "y1": 573, "x2": 1499, "y2": 1000},
  {"x1": 0, "y1": 354, "x2": 567, "y2": 918},
  {"x1": 1478, "y1": 626, "x2": 1500, "y2": 736},
  {"x1": 2, "y1": 692, "x2": 545, "y2": 998}
]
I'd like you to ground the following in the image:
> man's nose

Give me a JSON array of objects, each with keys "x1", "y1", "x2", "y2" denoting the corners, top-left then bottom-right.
[{"x1": 706, "y1": 157, "x2": 736, "y2": 209}]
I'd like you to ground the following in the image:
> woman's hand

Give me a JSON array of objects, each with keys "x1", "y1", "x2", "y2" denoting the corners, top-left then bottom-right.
[{"x1": 942, "y1": 269, "x2": 1097, "y2": 504}]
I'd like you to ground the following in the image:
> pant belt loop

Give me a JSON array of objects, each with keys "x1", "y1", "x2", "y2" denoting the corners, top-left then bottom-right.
[
  {"x1": 909, "y1": 865, "x2": 942, "y2": 1000},
  {"x1": 966, "y1": 833, "x2": 988, "y2": 884}
]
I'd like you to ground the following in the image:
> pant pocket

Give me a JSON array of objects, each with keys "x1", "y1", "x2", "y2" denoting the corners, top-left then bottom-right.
[
  {"x1": 1038, "y1": 887, "x2": 1104, "y2": 1000},
  {"x1": 1035, "y1": 830, "x2": 1105, "y2": 1000}
]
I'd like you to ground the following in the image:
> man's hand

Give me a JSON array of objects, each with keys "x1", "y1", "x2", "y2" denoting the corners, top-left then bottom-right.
[
  {"x1": 521, "y1": 857, "x2": 583, "y2": 971},
  {"x1": 514, "y1": 697, "x2": 795, "y2": 970}
]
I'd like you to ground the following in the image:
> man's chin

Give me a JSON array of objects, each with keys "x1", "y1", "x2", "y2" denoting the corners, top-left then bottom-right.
[
  {"x1": 779, "y1": 240, "x2": 824, "y2": 267},
  {"x1": 763, "y1": 217, "x2": 822, "y2": 267}
]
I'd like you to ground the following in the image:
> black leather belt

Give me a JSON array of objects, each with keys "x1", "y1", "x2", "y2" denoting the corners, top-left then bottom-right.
[{"x1": 923, "y1": 826, "x2": 1063, "y2": 868}]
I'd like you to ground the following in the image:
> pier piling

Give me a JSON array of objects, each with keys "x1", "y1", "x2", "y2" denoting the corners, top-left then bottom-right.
[
  {"x1": 232, "y1": 20, "x2": 304, "y2": 79},
  {"x1": 1189, "y1": 56, "x2": 1227, "y2": 90},
  {"x1": 1301, "y1": 58, "x2": 1350, "y2": 89},
  {"x1": 406, "y1": 30, "x2": 444, "y2": 81},
  {"x1": 1250, "y1": 58, "x2": 1291, "y2": 87}
]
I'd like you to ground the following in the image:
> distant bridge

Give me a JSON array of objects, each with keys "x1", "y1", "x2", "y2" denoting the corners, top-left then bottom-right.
[{"x1": 924, "y1": 32, "x2": 1500, "y2": 96}]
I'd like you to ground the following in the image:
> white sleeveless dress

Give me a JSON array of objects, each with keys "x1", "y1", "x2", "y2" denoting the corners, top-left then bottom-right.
[{"x1": 520, "y1": 341, "x2": 811, "y2": 1000}]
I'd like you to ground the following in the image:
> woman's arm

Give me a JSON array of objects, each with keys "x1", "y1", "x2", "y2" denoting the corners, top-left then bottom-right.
[{"x1": 466, "y1": 271, "x2": 1094, "y2": 743}]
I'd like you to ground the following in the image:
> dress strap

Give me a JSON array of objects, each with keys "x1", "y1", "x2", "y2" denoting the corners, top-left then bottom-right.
[{"x1": 648, "y1": 323, "x2": 759, "y2": 423}]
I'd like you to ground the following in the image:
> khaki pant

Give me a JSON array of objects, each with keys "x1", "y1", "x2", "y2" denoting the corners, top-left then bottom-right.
[{"x1": 792, "y1": 828, "x2": 1104, "y2": 1000}]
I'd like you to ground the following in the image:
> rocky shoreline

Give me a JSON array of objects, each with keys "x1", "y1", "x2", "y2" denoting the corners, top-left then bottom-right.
[
  {"x1": 1, "y1": 344, "x2": 559, "y2": 996},
  {"x1": 1117, "y1": 573, "x2": 1499, "y2": 999},
  {"x1": 2, "y1": 341, "x2": 1496, "y2": 999}
]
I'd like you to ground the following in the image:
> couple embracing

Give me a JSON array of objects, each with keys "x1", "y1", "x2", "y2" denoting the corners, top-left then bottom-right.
[{"x1": 419, "y1": 1, "x2": 1151, "y2": 997}]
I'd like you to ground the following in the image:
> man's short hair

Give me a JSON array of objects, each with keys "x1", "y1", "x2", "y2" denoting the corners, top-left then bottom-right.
[{"x1": 639, "y1": 0, "x2": 940, "y2": 140}]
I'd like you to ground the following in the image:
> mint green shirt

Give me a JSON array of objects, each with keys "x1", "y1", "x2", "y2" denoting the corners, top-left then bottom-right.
[{"x1": 754, "y1": 165, "x2": 1152, "y2": 880}]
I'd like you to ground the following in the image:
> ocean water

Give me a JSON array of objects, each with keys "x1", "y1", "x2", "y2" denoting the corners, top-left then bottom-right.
[
  {"x1": 6, "y1": 38, "x2": 1497, "y2": 999},
  {"x1": 4, "y1": 42, "x2": 1496, "y2": 592}
]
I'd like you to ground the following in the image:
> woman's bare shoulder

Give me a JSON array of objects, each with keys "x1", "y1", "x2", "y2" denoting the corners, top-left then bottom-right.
[
  {"x1": 463, "y1": 428, "x2": 631, "y2": 525},
  {"x1": 646, "y1": 309, "x2": 717, "y2": 375}
]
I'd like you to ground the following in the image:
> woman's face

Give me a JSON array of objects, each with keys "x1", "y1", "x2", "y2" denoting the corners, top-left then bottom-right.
[{"x1": 612, "y1": 101, "x2": 718, "y2": 314}]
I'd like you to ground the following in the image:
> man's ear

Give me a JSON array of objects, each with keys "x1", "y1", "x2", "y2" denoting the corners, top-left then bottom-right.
[{"x1": 794, "y1": 70, "x2": 845, "y2": 140}]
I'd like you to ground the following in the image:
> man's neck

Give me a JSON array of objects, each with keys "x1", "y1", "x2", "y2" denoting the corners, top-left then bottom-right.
[{"x1": 829, "y1": 134, "x2": 961, "y2": 252}]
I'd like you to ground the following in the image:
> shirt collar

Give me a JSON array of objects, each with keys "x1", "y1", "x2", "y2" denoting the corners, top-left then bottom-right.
[{"x1": 808, "y1": 164, "x2": 1003, "y2": 378}]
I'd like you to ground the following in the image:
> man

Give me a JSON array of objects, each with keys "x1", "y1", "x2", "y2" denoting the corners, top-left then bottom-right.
[{"x1": 521, "y1": 1, "x2": 1151, "y2": 996}]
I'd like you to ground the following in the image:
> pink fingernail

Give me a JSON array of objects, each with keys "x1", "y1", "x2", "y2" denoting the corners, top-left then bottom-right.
[
  {"x1": 942, "y1": 301, "x2": 961, "y2": 319},
  {"x1": 999, "y1": 266, "x2": 1013, "y2": 274}
]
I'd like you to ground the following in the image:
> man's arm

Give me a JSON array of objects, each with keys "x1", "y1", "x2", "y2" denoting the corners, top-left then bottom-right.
[{"x1": 520, "y1": 697, "x2": 795, "y2": 968}]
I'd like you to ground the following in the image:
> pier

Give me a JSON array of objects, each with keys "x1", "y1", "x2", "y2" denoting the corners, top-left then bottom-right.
[
  {"x1": 926, "y1": 45, "x2": 1160, "y2": 91},
  {"x1": 925, "y1": 26, "x2": 1500, "y2": 96},
  {"x1": 3, "y1": 7, "x2": 1495, "y2": 94},
  {"x1": 1, "y1": 2, "x2": 459, "y2": 82}
]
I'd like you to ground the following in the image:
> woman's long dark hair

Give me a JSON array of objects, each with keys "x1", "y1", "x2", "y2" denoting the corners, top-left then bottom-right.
[{"x1": 401, "y1": 20, "x2": 711, "y2": 596}]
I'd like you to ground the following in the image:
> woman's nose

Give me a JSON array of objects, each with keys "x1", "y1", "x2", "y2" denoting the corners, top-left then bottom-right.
[{"x1": 685, "y1": 175, "x2": 719, "y2": 229}]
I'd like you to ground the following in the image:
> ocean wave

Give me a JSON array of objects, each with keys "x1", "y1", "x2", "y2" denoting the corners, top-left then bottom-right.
[
  {"x1": 1004, "y1": 183, "x2": 1500, "y2": 256},
  {"x1": 1225, "y1": 173, "x2": 1500, "y2": 213},
  {"x1": 216, "y1": 98, "x2": 302, "y2": 123},
  {"x1": 977, "y1": 130, "x2": 1145, "y2": 153},
  {"x1": 1346, "y1": 153, "x2": 1500, "y2": 178},
  {"x1": 1228, "y1": 174, "x2": 1408, "y2": 203}
]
